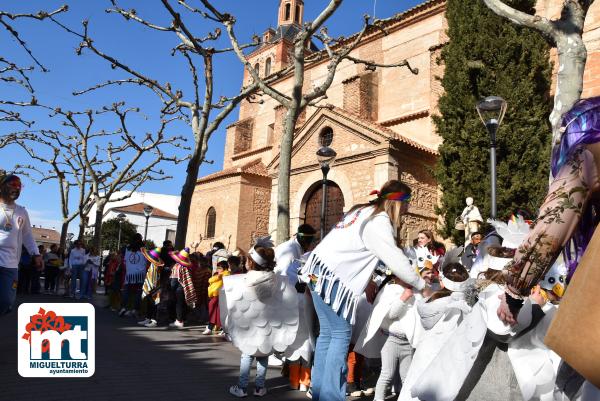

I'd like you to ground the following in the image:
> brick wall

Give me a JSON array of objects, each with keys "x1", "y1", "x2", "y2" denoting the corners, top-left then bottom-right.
[{"x1": 233, "y1": 118, "x2": 255, "y2": 154}]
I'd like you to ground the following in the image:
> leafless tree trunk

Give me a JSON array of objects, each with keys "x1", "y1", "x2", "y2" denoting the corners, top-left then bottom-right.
[
  {"x1": 18, "y1": 104, "x2": 186, "y2": 253},
  {"x1": 482, "y1": 0, "x2": 595, "y2": 159},
  {"x1": 49, "y1": 1, "x2": 259, "y2": 249},
  {"x1": 12, "y1": 126, "x2": 94, "y2": 250},
  {"x1": 202, "y1": 0, "x2": 418, "y2": 243}
]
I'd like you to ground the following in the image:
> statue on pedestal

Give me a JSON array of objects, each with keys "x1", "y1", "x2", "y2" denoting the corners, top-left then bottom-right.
[{"x1": 460, "y1": 197, "x2": 483, "y2": 244}]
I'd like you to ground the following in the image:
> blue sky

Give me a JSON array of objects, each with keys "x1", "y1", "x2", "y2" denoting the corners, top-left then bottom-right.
[{"x1": 1, "y1": 0, "x2": 424, "y2": 231}]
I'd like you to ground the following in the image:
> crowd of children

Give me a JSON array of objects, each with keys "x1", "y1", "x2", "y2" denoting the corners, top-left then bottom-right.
[{"x1": 17, "y1": 184, "x2": 593, "y2": 401}]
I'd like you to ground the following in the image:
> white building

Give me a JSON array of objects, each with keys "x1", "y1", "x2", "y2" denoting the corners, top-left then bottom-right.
[{"x1": 87, "y1": 191, "x2": 180, "y2": 246}]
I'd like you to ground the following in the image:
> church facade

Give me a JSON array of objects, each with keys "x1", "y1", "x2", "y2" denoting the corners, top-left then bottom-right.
[{"x1": 186, "y1": 0, "x2": 600, "y2": 252}]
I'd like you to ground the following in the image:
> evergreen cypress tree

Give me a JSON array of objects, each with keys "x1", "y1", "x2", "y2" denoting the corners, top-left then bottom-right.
[{"x1": 434, "y1": 0, "x2": 553, "y2": 244}]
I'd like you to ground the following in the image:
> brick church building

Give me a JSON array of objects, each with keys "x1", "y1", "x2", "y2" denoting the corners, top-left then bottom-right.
[{"x1": 186, "y1": 0, "x2": 600, "y2": 252}]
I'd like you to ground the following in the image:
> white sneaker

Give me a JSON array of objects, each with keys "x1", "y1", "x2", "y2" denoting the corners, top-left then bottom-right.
[
  {"x1": 118, "y1": 307, "x2": 127, "y2": 317},
  {"x1": 202, "y1": 327, "x2": 212, "y2": 335},
  {"x1": 169, "y1": 320, "x2": 184, "y2": 329},
  {"x1": 299, "y1": 384, "x2": 309, "y2": 392},
  {"x1": 253, "y1": 387, "x2": 267, "y2": 397},
  {"x1": 137, "y1": 318, "x2": 150, "y2": 326},
  {"x1": 267, "y1": 355, "x2": 283, "y2": 366},
  {"x1": 229, "y1": 385, "x2": 247, "y2": 398},
  {"x1": 306, "y1": 388, "x2": 312, "y2": 399},
  {"x1": 124, "y1": 310, "x2": 135, "y2": 317},
  {"x1": 363, "y1": 387, "x2": 375, "y2": 396},
  {"x1": 144, "y1": 319, "x2": 158, "y2": 328}
]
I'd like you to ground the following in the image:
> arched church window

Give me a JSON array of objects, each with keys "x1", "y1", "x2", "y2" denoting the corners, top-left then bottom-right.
[
  {"x1": 285, "y1": 3, "x2": 291, "y2": 21},
  {"x1": 206, "y1": 207, "x2": 216, "y2": 239},
  {"x1": 318, "y1": 126, "x2": 334, "y2": 147},
  {"x1": 265, "y1": 58, "x2": 272, "y2": 76},
  {"x1": 295, "y1": 5, "x2": 300, "y2": 23},
  {"x1": 253, "y1": 63, "x2": 260, "y2": 76}
]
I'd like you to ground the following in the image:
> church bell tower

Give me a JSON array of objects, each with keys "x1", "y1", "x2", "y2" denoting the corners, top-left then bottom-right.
[{"x1": 278, "y1": 0, "x2": 304, "y2": 27}]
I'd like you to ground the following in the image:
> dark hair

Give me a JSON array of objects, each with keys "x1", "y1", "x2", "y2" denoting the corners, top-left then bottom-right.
[
  {"x1": 128, "y1": 233, "x2": 144, "y2": 251},
  {"x1": 249, "y1": 246, "x2": 276, "y2": 271},
  {"x1": 212, "y1": 242, "x2": 225, "y2": 250},
  {"x1": 227, "y1": 255, "x2": 241, "y2": 266},
  {"x1": 216, "y1": 260, "x2": 229, "y2": 269},
  {"x1": 470, "y1": 231, "x2": 482, "y2": 239},
  {"x1": 480, "y1": 269, "x2": 506, "y2": 285},
  {"x1": 427, "y1": 262, "x2": 469, "y2": 303},
  {"x1": 297, "y1": 224, "x2": 316, "y2": 248}
]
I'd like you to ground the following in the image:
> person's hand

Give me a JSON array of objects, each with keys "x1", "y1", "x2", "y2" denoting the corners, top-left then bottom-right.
[
  {"x1": 497, "y1": 292, "x2": 517, "y2": 326},
  {"x1": 400, "y1": 288, "x2": 414, "y2": 302},
  {"x1": 421, "y1": 285, "x2": 434, "y2": 298},
  {"x1": 529, "y1": 285, "x2": 547, "y2": 306},
  {"x1": 365, "y1": 280, "x2": 378, "y2": 304},
  {"x1": 33, "y1": 255, "x2": 43, "y2": 270}
]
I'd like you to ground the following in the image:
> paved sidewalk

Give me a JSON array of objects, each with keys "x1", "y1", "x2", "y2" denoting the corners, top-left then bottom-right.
[{"x1": 0, "y1": 294, "x2": 311, "y2": 401}]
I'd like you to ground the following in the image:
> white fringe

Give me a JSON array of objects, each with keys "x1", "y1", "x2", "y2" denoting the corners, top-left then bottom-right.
[{"x1": 304, "y1": 256, "x2": 359, "y2": 325}]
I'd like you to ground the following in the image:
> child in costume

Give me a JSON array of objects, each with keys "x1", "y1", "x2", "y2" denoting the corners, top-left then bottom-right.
[
  {"x1": 223, "y1": 242, "x2": 300, "y2": 398},
  {"x1": 354, "y1": 275, "x2": 420, "y2": 401},
  {"x1": 508, "y1": 259, "x2": 567, "y2": 401},
  {"x1": 408, "y1": 217, "x2": 539, "y2": 401},
  {"x1": 168, "y1": 248, "x2": 197, "y2": 329},
  {"x1": 204, "y1": 259, "x2": 230, "y2": 335},
  {"x1": 138, "y1": 247, "x2": 164, "y2": 328},
  {"x1": 399, "y1": 262, "x2": 474, "y2": 401}
]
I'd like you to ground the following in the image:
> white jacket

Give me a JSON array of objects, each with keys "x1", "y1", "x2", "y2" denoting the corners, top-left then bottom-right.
[
  {"x1": 0, "y1": 204, "x2": 39, "y2": 269},
  {"x1": 301, "y1": 206, "x2": 425, "y2": 324}
]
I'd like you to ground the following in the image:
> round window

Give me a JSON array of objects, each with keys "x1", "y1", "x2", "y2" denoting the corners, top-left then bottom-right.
[{"x1": 319, "y1": 127, "x2": 334, "y2": 147}]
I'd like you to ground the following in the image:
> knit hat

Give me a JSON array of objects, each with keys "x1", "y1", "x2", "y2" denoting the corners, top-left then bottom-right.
[
  {"x1": 141, "y1": 247, "x2": 164, "y2": 266},
  {"x1": 170, "y1": 247, "x2": 191, "y2": 267}
]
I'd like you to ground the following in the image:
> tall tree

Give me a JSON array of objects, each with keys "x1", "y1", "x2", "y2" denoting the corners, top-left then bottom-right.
[
  {"x1": 483, "y1": 0, "x2": 595, "y2": 161},
  {"x1": 434, "y1": 0, "x2": 553, "y2": 243},
  {"x1": 50, "y1": 1, "x2": 259, "y2": 249},
  {"x1": 11, "y1": 125, "x2": 94, "y2": 250},
  {"x1": 202, "y1": 0, "x2": 418, "y2": 243},
  {"x1": 28, "y1": 103, "x2": 186, "y2": 253}
]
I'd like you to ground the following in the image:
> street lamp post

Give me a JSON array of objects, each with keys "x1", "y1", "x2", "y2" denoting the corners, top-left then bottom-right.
[
  {"x1": 476, "y1": 96, "x2": 507, "y2": 219},
  {"x1": 316, "y1": 146, "x2": 337, "y2": 240},
  {"x1": 116, "y1": 213, "x2": 126, "y2": 250},
  {"x1": 143, "y1": 205, "x2": 154, "y2": 242}
]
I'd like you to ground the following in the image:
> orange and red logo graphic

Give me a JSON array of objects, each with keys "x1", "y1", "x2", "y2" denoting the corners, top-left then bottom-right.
[{"x1": 22, "y1": 308, "x2": 72, "y2": 353}]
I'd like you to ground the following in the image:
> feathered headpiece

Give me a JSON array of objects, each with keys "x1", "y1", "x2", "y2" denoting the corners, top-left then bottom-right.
[
  {"x1": 487, "y1": 215, "x2": 531, "y2": 249},
  {"x1": 369, "y1": 189, "x2": 411, "y2": 202}
]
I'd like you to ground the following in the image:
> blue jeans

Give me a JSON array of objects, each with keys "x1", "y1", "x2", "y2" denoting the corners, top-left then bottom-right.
[
  {"x1": 70, "y1": 264, "x2": 89, "y2": 299},
  {"x1": 310, "y1": 282, "x2": 352, "y2": 401},
  {"x1": 238, "y1": 354, "x2": 268, "y2": 390},
  {"x1": 0, "y1": 267, "x2": 19, "y2": 315}
]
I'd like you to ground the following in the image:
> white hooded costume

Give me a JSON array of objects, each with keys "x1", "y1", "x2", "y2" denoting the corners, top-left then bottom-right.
[{"x1": 220, "y1": 270, "x2": 300, "y2": 357}]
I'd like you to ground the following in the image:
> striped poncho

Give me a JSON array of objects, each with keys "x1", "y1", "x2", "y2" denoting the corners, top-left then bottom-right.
[
  {"x1": 141, "y1": 263, "x2": 162, "y2": 305},
  {"x1": 172, "y1": 263, "x2": 197, "y2": 308}
]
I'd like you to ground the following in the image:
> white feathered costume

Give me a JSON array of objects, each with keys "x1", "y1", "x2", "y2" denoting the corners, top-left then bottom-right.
[
  {"x1": 404, "y1": 282, "x2": 537, "y2": 401},
  {"x1": 354, "y1": 283, "x2": 422, "y2": 358},
  {"x1": 220, "y1": 269, "x2": 300, "y2": 357}
]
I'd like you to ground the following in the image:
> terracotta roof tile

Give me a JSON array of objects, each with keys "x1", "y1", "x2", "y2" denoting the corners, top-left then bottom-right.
[
  {"x1": 197, "y1": 159, "x2": 269, "y2": 183},
  {"x1": 329, "y1": 107, "x2": 439, "y2": 155},
  {"x1": 32, "y1": 227, "x2": 61, "y2": 244},
  {"x1": 112, "y1": 203, "x2": 177, "y2": 219}
]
